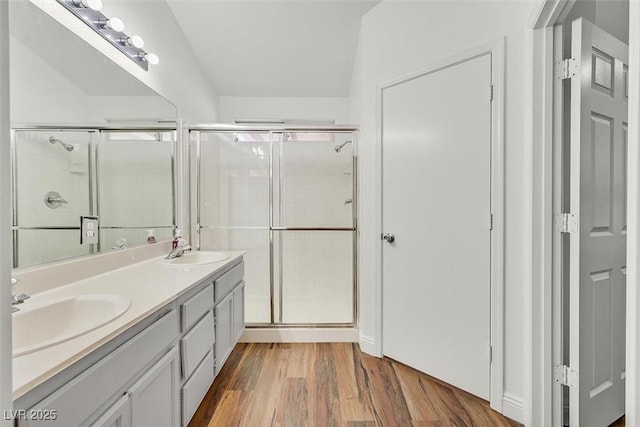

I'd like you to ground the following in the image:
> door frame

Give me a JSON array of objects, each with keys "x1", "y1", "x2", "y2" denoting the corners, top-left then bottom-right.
[
  {"x1": 529, "y1": 1, "x2": 640, "y2": 426},
  {"x1": 373, "y1": 38, "x2": 506, "y2": 412},
  {"x1": 0, "y1": 1, "x2": 12, "y2": 424}
]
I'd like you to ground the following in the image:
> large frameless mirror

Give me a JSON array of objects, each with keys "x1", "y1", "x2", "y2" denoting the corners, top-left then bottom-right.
[{"x1": 9, "y1": 1, "x2": 177, "y2": 269}]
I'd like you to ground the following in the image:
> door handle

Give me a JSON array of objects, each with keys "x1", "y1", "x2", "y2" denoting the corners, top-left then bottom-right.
[{"x1": 382, "y1": 233, "x2": 395, "y2": 244}]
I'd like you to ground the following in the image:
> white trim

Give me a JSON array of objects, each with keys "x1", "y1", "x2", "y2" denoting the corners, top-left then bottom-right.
[
  {"x1": 374, "y1": 38, "x2": 506, "y2": 412},
  {"x1": 358, "y1": 335, "x2": 378, "y2": 356},
  {"x1": 239, "y1": 328, "x2": 359, "y2": 343},
  {"x1": 503, "y1": 392, "x2": 526, "y2": 424},
  {"x1": 0, "y1": 1, "x2": 12, "y2": 424},
  {"x1": 531, "y1": 2, "x2": 640, "y2": 426},
  {"x1": 627, "y1": 2, "x2": 640, "y2": 426}
]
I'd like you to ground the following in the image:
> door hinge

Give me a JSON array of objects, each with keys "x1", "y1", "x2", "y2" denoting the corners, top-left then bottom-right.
[
  {"x1": 554, "y1": 213, "x2": 577, "y2": 233},
  {"x1": 488, "y1": 84, "x2": 494, "y2": 101},
  {"x1": 554, "y1": 364, "x2": 577, "y2": 387},
  {"x1": 555, "y1": 58, "x2": 578, "y2": 80},
  {"x1": 489, "y1": 345, "x2": 493, "y2": 363},
  {"x1": 489, "y1": 213, "x2": 494, "y2": 230},
  {"x1": 214, "y1": 314, "x2": 218, "y2": 326}
]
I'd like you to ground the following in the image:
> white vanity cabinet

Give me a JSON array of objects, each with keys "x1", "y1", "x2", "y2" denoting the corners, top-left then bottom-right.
[
  {"x1": 91, "y1": 394, "x2": 131, "y2": 427},
  {"x1": 178, "y1": 260, "x2": 245, "y2": 426},
  {"x1": 19, "y1": 309, "x2": 179, "y2": 427},
  {"x1": 14, "y1": 257, "x2": 245, "y2": 427},
  {"x1": 213, "y1": 262, "x2": 245, "y2": 376},
  {"x1": 130, "y1": 347, "x2": 180, "y2": 427}
]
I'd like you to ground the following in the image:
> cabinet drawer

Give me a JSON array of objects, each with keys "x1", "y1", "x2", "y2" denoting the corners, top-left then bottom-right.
[
  {"x1": 180, "y1": 284, "x2": 213, "y2": 332},
  {"x1": 181, "y1": 350, "x2": 214, "y2": 427},
  {"x1": 180, "y1": 311, "x2": 214, "y2": 379},
  {"x1": 214, "y1": 262, "x2": 244, "y2": 302},
  {"x1": 26, "y1": 309, "x2": 178, "y2": 427}
]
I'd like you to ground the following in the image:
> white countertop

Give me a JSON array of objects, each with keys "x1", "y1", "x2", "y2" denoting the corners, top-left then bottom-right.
[{"x1": 12, "y1": 251, "x2": 244, "y2": 399}]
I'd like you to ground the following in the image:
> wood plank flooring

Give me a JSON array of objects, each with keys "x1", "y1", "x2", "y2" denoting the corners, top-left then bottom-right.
[{"x1": 188, "y1": 343, "x2": 523, "y2": 427}]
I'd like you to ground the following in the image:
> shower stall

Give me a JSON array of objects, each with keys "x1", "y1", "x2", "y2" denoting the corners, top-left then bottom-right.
[{"x1": 190, "y1": 125, "x2": 357, "y2": 326}]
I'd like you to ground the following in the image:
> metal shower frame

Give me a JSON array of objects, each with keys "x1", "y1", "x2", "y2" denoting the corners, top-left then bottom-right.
[{"x1": 189, "y1": 124, "x2": 359, "y2": 328}]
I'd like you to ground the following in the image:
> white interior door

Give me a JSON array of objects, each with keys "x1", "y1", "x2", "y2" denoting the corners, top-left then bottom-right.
[
  {"x1": 569, "y1": 17, "x2": 628, "y2": 427},
  {"x1": 382, "y1": 53, "x2": 492, "y2": 400}
]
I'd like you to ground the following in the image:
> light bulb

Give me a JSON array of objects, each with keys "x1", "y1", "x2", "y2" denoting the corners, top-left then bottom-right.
[
  {"x1": 74, "y1": 0, "x2": 103, "y2": 11},
  {"x1": 105, "y1": 17, "x2": 125, "y2": 32},
  {"x1": 145, "y1": 53, "x2": 159, "y2": 65},
  {"x1": 126, "y1": 35, "x2": 144, "y2": 48}
]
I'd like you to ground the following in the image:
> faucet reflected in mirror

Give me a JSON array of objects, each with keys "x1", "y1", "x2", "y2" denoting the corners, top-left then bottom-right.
[{"x1": 11, "y1": 277, "x2": 30, "y2": 313}]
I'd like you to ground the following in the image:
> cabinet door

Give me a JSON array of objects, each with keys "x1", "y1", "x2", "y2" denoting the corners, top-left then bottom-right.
[
  {"x1": 214, "y1": 292, "x2": 233, "y2": 375},
  {"x1": 91, "y1": 394, "x2": 131, "y2": 427},
  {"x1": 129, "y1": 347, "x2": 179, "y2": 427},
  {"x1": 232, "y1": 281, "x2": 245, "y2": 343}
]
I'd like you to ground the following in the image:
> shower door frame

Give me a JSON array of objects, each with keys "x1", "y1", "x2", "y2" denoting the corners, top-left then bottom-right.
[
  {"x1": 10, "y1": 124, "x2": 178, "y2": 268},
  {"x1": 190, "y1": 124, "x2": 359, "y2": 328}
]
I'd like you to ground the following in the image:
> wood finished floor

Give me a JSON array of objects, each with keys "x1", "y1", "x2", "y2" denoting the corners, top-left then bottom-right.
[{"x1": 188, "y1": 343, "x2": 523, "y2": 427}]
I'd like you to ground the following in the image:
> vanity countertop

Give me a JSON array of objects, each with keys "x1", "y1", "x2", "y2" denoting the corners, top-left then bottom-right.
[{"x1": 12, "y1": 251, "x2": 244, "y2": 399}]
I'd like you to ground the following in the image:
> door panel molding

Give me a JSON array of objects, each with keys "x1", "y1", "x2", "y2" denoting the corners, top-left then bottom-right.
[{"x1": 373, "y1": 37, "x2": 505, "y2": 413}]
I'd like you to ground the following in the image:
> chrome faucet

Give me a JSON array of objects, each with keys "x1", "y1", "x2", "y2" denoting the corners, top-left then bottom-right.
[
  {"x1": 11, "y1": 277, "x2": 30, "y2": 313},
  {"x1": 165, "y1": 245, "x2": 192, "y2": 260}
]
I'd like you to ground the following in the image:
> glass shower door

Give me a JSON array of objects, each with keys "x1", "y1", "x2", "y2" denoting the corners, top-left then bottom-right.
[
  {"x1": 196, "y1": 131, "x2": 272, "y2": 323},
  {"x1": 273, "y1": 131, "x2": 355, "y2": 324}
]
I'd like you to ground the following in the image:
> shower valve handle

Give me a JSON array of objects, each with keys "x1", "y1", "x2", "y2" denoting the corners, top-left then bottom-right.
[{"x1": 44, "y1": 191, "x2": 68, "y2": 209}]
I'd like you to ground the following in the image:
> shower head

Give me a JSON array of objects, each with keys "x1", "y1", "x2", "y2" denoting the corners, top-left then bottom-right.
[
  {"x1": 49, "y1": 137, "x2": 75, "y2": 152},
  {"x1": 334, "y1": 140, "x2": 352, "y2": 153}
]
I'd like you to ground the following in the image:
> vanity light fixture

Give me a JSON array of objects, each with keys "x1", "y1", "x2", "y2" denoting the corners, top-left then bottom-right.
[
  {"x1": 123, "y1": 35, "x2": 144, "y2": 49},
  {"x1": 98, "y1": 17, "x2": 125, "y2": 32},
  {"x1": 56, "y1": 0, "x2": 159, "y2": 71},
  {"x1": 72, "y1": 0, "x2": 103, "y2": 11},
  {"x1": 140, "y1": 53, "x2": 159, "y2": 65}
]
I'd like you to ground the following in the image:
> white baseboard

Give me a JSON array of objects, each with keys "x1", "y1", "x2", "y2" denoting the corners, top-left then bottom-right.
[
  {"x1": 239, "y1": 327, "x2": 359, "y2": 343},
  {"x1": 502, "y1": 392, "x2": 525, "y2": 424},
  {"x1": 359, "y1": 335, "x2": 381, "y2": 357}
]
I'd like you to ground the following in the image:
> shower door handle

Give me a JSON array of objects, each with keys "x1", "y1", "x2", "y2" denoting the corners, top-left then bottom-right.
[{"x1": 382, "y1": 233, "x2": 395, "y2": 244}]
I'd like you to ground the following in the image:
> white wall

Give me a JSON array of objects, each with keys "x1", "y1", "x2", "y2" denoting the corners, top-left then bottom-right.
[
  {"x1": 0, "y1": 0, "x2": 12, "y2": 422},
  {"x1": 30, "y1": 0, "x2": 218, "y2": 124},
  {"x1": 218, "y1": 96, "x2": 350, "y2": 124},
  {"x1": 350, "y1": 1, "x2": 537, "y2": 422},
  {"x1": 10, "y1": 37, "x2": 89, "y2": 124}
]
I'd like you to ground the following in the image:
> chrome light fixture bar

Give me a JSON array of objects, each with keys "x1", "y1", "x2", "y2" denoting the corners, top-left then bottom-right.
[{"x1": 56, "y1": 0, "x2": 159, "y2": 71}]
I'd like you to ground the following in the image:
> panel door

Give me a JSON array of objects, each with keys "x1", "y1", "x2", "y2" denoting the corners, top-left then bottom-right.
[
  {"x1": 569, "y1": 18, "x2": 628, "y2": 427},
  {"x1": 214, "y1": 292, "x2": 233, "y2": 375},
  {"x1": 91, "y1": 395, "x2": 131, "y2": 427},
  {"x1": 232, "y1": 281, "x2": 245, "y2": 343},
  {"x1": 382, "y1": 53, "x2": 492, "y2": 399},
  {"x1": 129, "y1": 347, "x2": 179, "y2": 427}
]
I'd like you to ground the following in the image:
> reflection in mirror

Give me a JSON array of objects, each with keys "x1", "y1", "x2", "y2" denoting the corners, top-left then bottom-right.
[
  {"x1": 9, "y1": 1, "x2": 178, "y2": 269},
  {"x1": 98, "y1": 131, "x2": 176, "y2": 252},
  {"x1": 12, "y1": 128, "x2": 177, "y2": 269}
]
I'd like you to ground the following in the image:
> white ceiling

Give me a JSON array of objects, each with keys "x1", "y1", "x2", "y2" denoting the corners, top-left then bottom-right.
[{"x1": 167, "y1": 0, "x2": 380, "y2": 97}]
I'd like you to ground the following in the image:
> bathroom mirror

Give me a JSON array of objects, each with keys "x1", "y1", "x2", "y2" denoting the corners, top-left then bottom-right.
[{"x1": 9, "y1": 1, "x2": 178, "y2": 269}]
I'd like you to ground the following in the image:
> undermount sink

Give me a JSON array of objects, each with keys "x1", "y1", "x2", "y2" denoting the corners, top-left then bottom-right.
[
  {"x1": 166, "y1": 251, "x2": 229, "y2": 266},
  {"x1": 12, "y1": 294, "x2": 131, "y2": 357}
]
